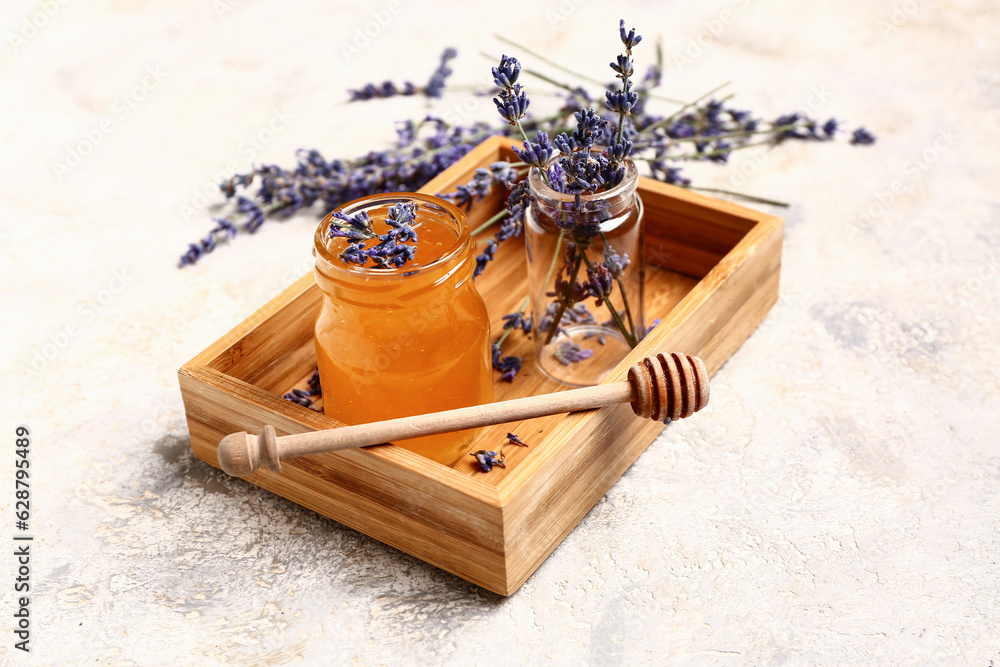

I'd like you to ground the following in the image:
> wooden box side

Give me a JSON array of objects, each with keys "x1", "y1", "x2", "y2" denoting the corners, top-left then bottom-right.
[{"x1": 179, "y1": 364, "x2": 510, "y2": 592}]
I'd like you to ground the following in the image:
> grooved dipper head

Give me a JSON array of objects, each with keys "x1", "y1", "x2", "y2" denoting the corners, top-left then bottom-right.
[{"x1": 628, "y1": 354, "x2": 710, "y2": 422}]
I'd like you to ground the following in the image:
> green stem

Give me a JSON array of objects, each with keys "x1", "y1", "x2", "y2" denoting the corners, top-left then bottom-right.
[
  {"x1": 490, "y1": 35, "x2": 685, "y2": 105},
  {"x1": 642, "y1": 121, "x2": 814, "y2": 146},
  {"x1": 633, "y1": 137, "x2": 777, "y2": 162}
]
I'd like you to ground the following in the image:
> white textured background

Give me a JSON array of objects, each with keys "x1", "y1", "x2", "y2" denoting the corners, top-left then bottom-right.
[{"x1": 2, "y1": 0, "x2": 999, "y2": 664}]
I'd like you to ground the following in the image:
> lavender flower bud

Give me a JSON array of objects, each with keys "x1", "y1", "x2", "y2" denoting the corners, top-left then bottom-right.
[
  {"x1": 492, "y1": 54, "x2": 521, "y2": 88},
  {"x1": 850, "y1": 127, "x2": 876, "y2": 145},
  {"x1": 471, "y1": 450, "x2": 506, "y2": 472},
  {"x1": 513, "y1": 131, "x2": 557, "y2": 169},
  {"x1": 494, "y1": 84, "x2": 529, "y2": 125},
  {"x1": 611, "y1": 54, "x2": 633, "y2": 79},
  {"x1": 605, "y1": 89, "x2": 639, "y2": 116},
  {"x1": 618, "y1": 20, "x2": 642, "y2": 50}
]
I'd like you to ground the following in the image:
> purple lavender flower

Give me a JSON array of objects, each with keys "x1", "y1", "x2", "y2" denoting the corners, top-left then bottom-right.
[
  {"x1": 506, "y1": 433, "x2": 527, "y2": 446},
  {"x1": 332, "y1": 201, "x2": 420, "y2": 269},
  {"x1": 553, "y1": 133, "x2": 576, "y2": 156},
  {"x1": 491, "y1": 54, "x2": 521, "y2": 88},
  {"x1": 307, "y1": 368, "x2": 321, "y2": 395},
  {"x1": 611, "y1": 54, "x2": 633, "y2": 79},
  {"x1": 502, "y1": 311, "x2": 532, "y2": 333},
  {"x1": 425, "y1": 48, "x2": 458, "y2": 98},
  {"x1": 606, "y1": 138, "x2": 633, "y2": 163},
  {"x1": 606, "y1": 88, "x2": 639, "y2": 116},
  {"x1": 329, "y1": 210, "x2": 374, "y2": 240},
  {"x1": 185, "y1": 19, "x2": 875, "y2": 276},
  {"x1": 494, "y1": 84, "x2": 530, "y2": 125},
  {"x1": 474, "y1": 238, "x2": 497, "y2": 277},
  {"x1": 850, "y1": 127, "x2": 876, "y2": 145},
  {"x1": 603, "y1": 245, "x2": 630, "y2": 279},
  {"x1": 471, "y1": 449, "x2": 506, "y2": 472},
  {"x1": 490, "y1": 342, "x2": 523, "y2": 382},
  {"x1": 583, "y1": 263, "x2": 613, "y2": 305},
  {"x1": 513, "y1": 131, "x2": 557, "y2": 169},
  {"x1": 571, "y1": 108, "x2": 607, "y2": 149},
  {"x1": 348, "y1": 80, "x2": 418, "y2": 101},
  {"x1": 282, "y1": 388, "x2": 314, "y2": 407},
  {"x1": 237, "y1": 197, "x2": 265, "y2": 233},
  {"x1": 553, "y1": 341, "x2": 594, "y2": 365},
  {"x1": 619, "y1": 20, "x2": 642, "y2": 50}
]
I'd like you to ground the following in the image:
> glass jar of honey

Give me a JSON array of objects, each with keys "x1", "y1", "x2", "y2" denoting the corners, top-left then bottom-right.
[{"x1": 313, "y1": 193, "x2": 493, "y2": 465}]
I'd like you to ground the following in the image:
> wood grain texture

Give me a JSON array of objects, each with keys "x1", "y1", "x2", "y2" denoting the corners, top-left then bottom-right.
[{"x1": 178, "y1": 135, "x2": 783, "y2": 595}]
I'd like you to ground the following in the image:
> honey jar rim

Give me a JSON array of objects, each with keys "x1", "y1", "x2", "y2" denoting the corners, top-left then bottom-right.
[{"x1": 313, "y1": 192, "x2": 471, "y2": 279}]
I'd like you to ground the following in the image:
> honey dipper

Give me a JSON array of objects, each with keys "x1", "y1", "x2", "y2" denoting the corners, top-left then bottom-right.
[{"x1": 217, "y1": 353, "x2": 709, "y2": 477}]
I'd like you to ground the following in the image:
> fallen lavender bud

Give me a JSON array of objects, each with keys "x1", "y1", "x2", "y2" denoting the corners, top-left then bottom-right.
[
  {"x1": 506, "y1": 433, "x2": 527, "y2": 446},
  {"x1": 850, "y1": 127, "x2": 877, "y2": 145},
  {"x1": 471, "y1": 449, "x2": 506, "y2": 472}
]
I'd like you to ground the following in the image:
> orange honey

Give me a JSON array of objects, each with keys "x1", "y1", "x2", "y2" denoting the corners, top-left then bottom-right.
[{"x1": 313, "y1": 193, "x2": 493, "y2": 465}]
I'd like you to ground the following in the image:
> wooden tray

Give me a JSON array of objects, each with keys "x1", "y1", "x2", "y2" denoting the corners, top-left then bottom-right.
[{"x1": 178, "y1": 135, "x2": 783, "y2": 595}]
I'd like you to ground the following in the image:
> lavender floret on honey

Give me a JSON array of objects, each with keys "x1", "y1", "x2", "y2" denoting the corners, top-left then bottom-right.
[{"x1": 329, "y1": 201, "x2": 420, "y2": 269}]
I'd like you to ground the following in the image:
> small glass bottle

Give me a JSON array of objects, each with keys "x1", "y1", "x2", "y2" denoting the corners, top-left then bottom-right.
[
  {"x1": 313, "y1": 193, "x2": 493, "y2": 465},
  {"x1": 525, "y1": 160, "x2": 645, "y2": 387}
]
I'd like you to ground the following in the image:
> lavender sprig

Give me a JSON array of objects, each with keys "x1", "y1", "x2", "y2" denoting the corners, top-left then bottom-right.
[{"x1": 348, "y1": 47, "x2": 457, "y2": 101}]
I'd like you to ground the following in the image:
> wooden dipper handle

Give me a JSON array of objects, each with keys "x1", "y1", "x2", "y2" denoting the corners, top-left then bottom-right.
[{"x1": 217, "y1": 353, "x2": 709, "y2": 477}]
